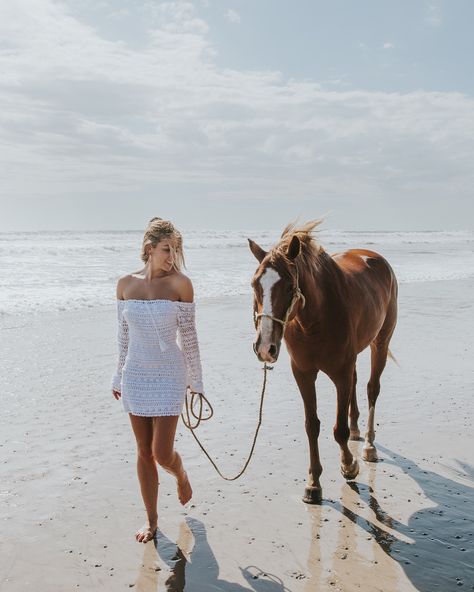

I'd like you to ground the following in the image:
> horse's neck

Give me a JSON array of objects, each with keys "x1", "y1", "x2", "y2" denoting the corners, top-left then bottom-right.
[{"x1": 297, "y1": 251, "x2": 347, "y2": 326}]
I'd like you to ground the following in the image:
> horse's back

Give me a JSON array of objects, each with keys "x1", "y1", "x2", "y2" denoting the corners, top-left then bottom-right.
[
  {"x1": 331, "y1": 248, "x2": 398, "y2": 350},
  {"x1": 332, "y1": 249, "x2": 397, "y2": 291}
]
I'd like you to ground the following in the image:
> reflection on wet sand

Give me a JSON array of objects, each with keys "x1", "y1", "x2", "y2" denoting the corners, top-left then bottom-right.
[
  {"x1": 133, "y1": 521, "x2": 190, "y2": 592},
  {"x1": 132, "y1": 446, "x2": 472, "y2": 591},
  {"x1": 303, "y1": 508, "x2": 322, "y2": 591},
  {"x1": 345, "y1": 463, "x2": 400, "y2": 556},
  {"x1": 303, "y1": 464, "x2": 401, "y2": 591},
  {"x1": 368, "y1": 445, "x2": 473, "y2": 591},
  {"x1": 134, "y1": 541, "x2": 161, "y2": 591},
  {"x1": 134, "y1": 518, "x2": 292, "y2": 592},
  {"x1": 303, "y1": 445, "x2": 473, "y2": 592}
]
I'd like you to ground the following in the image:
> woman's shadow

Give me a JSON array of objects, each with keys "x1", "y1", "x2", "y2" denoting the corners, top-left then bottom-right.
[
  {"x1": 134, "y1": 517, "x2": 293, "y2": 592},
  {"x1": 329, "y1": 445, "x2": 474, "y2": 592}
]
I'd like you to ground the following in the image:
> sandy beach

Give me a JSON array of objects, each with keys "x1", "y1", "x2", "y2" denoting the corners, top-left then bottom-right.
[{"x1": 1, "y1": 279, "x2": 473, "y2": 591}]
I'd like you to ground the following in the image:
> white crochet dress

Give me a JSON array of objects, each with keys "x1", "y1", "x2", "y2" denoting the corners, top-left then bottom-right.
[{"x1": 111, "y1": 299, "x2": 204, "y2": 417}]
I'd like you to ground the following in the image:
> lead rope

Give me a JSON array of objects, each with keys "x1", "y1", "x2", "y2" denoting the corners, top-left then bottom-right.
[{"x1": 181, "y1": 363, "x2": 271, "y2": 481}]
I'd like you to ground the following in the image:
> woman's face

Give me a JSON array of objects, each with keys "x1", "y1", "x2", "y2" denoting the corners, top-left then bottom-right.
[{"x1": 149, "y1": 240, "x2": 174, "y2": 272}]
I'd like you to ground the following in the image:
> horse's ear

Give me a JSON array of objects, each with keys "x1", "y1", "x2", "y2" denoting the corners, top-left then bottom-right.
[
  {"x1": 287, "y1": 235, "x2": 300, "y2": 260},
  {"x1": 248, "y1": 239, "x2": 267, "y2": 263}
]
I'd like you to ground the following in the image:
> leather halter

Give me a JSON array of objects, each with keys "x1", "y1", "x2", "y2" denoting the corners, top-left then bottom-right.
[{"x1": 254, "y1": 265, "x2": 306, "y2": 330}]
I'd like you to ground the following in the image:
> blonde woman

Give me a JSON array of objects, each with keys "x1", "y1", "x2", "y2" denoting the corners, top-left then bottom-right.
[{"x1": 111, "y1": 218, "x2": 204, "y2": 543}]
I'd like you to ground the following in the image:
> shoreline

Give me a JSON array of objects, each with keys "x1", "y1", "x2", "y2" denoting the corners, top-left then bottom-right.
[{"x1": 2, "y1": 273, "x2": 474, "y2": 321}]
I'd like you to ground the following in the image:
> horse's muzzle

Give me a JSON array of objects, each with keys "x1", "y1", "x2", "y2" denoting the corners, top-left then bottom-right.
[{"x1": 253, "y1": 338, "x2": 280, "y2": 363}]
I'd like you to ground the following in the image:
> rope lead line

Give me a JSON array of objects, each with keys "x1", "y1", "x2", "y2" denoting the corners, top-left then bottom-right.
[{"x1": 181, "y1": 363, "x2": 272, "y2": 481}]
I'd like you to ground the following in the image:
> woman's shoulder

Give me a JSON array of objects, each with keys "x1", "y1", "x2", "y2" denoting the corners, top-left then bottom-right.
[
  {"x1": 173, "y1": 271, "x2": 192, "y2": 286},
  {"x1": 116, "y1": 272, "x2": 142, "y2": 299},
  {"x1": 171, "y1": 272, "x2": 194, "y2": 303}
]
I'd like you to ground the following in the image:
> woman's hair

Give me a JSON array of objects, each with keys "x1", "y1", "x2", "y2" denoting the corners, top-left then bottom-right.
[{"x1": 141, "y1": 217, "x2": 185, "y2": 270}]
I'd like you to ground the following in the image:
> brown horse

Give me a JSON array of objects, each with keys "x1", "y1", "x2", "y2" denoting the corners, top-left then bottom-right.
[{"x1": 249, "y1": 221, "x2": 398, "y2": 504}]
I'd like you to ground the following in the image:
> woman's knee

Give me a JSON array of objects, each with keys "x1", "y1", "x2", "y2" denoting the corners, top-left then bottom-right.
[
  {"x1": 153, "y1": 446, "x2": 175, "y2": 468},
  {"x1": 137, "y1": 445, "x2": 154, "y2": 462}
]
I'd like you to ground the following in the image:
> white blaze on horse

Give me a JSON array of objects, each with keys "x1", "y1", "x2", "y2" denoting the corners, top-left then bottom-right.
[{"x1": 249, "y1": 220, "x2": 398, "y2": 504}]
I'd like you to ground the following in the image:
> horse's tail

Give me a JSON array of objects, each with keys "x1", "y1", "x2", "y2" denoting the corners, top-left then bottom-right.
[{"x1": 387, "y1": 348, "x2": 400, "y2": 367}]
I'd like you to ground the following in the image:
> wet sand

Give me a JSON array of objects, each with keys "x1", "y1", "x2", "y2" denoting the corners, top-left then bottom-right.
[{"x1": 1, "y1": 279, "x2": 473, "y2": 591}]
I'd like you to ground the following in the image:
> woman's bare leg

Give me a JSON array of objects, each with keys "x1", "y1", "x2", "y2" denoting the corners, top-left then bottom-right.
[
  {"x1": 129, "y1": 414, "x2": 159, "y2": 543},
  {"x1": 152, "y1": 416, "x2": 192, "y2": 505}
]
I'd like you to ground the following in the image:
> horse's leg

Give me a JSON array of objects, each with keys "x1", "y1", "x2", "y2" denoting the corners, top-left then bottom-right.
[
  {"x1": 334, "y1": 364, "x2": 359, "y2": 480},
  {"x1": 291, "y1": 361, "x2": 322, "y2": 504},
  {"x1": 349, "y1": 367, "x2": 361, "y2": 440},
  {"x1": 363, "y1": 297, "x2": 397, "y2": 462},
  {"x1": 363, "y1": 340, "x2": 389, "y2": 462}
]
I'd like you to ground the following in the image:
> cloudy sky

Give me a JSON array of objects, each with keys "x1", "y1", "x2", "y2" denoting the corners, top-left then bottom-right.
[{"x1": 1, "y1": 0, "x2": 473, "y2": 231}]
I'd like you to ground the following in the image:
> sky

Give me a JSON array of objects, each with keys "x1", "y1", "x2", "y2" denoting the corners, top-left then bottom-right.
[{"x1": 0, "y1": 0, "x2": 473, "y2": 231}]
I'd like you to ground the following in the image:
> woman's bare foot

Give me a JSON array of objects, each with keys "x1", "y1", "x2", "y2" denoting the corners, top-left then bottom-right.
[
  {"x1": 135, "y1": 522, "x2": 157, "y2": 544},
  {"x1": 177, "y1": 471, "x2": 192, "y2": 505}
]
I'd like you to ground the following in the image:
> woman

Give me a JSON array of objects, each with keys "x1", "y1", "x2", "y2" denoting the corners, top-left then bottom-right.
[{"x1": 111, "y1": 217, "x2": 204, "y2": 544}]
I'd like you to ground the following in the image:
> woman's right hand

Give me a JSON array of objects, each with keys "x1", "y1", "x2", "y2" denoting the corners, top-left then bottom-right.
[{"x1": 112, "y1": 389, "x2": 121, "y2": 400}]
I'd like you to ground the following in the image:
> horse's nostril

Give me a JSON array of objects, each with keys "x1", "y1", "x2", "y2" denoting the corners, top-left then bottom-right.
[{"x1": 269, "y1": 344, "x2": 277, "y2": 356}]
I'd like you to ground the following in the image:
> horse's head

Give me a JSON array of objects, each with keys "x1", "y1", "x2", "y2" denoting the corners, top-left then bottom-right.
[{"x1": 248, "y1": 235, "x2": 304, "y2": 363}]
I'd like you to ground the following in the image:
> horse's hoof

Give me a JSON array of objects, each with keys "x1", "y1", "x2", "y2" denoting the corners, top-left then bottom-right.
[
  {"x1": 341, "y1": 459, "x2": 359, "y2": 481},
  {"x1": 349, "y1": 429, "x2": 362, "y2": 441},
  {"x1": 362, "y1": 445, "x2": 378, "y2": 462},
  {"x1": 302, "y1": 486, "x2": 323, "y2": 504}
]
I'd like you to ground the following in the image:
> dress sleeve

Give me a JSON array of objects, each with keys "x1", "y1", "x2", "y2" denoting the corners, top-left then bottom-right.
[
  {"x1": 176, "y1": 302, "x2": 204, "y2": 394},
  {"x1": 111, "y1": 300, "x2": 129, "y2": 392}
]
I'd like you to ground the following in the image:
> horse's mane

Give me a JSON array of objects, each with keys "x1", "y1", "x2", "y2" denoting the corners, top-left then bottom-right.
[
  {"x1": 271, "y1": 219, "x2": 350, "y2": 326},
  {"x1": 271, "y1": 219, "x2": 324, "y2": 269}
]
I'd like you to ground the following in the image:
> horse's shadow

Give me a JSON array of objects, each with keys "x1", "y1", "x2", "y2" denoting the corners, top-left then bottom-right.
[
  {"x1": 134, "y1": 516, "x2": 291, "y2": 592},
  {"x1": 327, "y1": 445, "x2": 474, "y2": 592}
]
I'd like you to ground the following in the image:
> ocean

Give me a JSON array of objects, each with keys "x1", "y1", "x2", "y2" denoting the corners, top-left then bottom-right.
[{"x1": 1, "y1": 229, "x2": 473, "y2": 316}]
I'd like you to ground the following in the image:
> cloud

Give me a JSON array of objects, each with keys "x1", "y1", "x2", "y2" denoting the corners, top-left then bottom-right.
[
  {"x1": 426, "y1": 3, "x2": 442, "y2": 27},
  {"x1": 383, "y1": 42, "x2": 394, "y2": 49},
  {"x1": 0, "y1": 0, "x2": 472, "y2": 217},
  {"x1": 225, "y1": 9, "x2": 241, "y2": 24}
]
